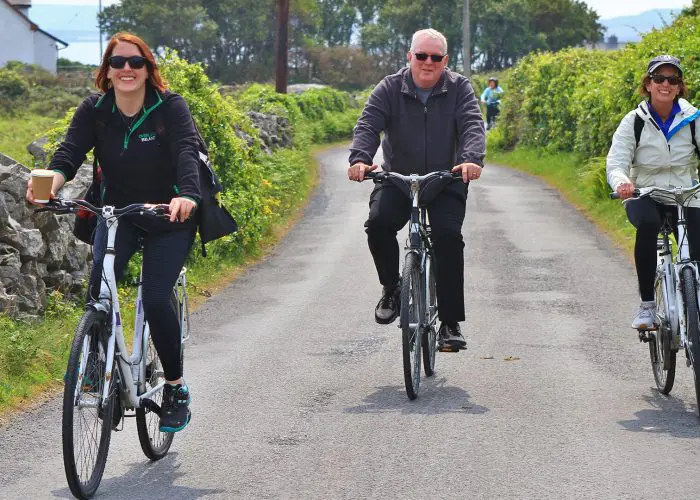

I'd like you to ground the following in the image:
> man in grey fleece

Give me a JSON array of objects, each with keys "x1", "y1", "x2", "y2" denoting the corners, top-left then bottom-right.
[{"x1": 348, "y1": 28, "x2": 486, "y2": 351}]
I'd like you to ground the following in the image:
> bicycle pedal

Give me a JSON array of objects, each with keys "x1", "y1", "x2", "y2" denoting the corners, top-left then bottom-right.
[{"x1": 438, "y1": 346, "x2": 460, "y2": 353}]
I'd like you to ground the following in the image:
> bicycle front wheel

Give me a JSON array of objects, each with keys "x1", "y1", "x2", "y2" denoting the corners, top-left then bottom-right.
[
  {"x1": 650, "y1": 272, "x2": 676, "y2": 393},
  {"x1": 136, "y1": 291, "x2": 179, "y2": 460},
  {"x1": 62, "y1": 310, "x2": 113, "y2": 500},
  {"x1": 401, "y1": 252, "x2": 423, "y2": 400},
  {"x1": 422, "y1": 253, "x2": 437, "y2": 377},
  {"x1": 681, "y1": 267, "x2": 700, "y2": 415}
]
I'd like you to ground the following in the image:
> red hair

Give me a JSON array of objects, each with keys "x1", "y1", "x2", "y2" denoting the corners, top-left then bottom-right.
[{"x1": 94, "y1": 32, "x2": 167, "y2": 93}]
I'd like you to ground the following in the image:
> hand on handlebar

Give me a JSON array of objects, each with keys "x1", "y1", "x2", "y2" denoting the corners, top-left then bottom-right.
[
  {"x1": 452, "y1": 162, "x2": 482, "y2": 183},
  {"x1": 348, "y1": 162, "x2": 378, "y2": 182},
  {"x1": 616, "y1": 182, "x2": 636, "y2": 200},
  {"x1": 168, "y1": 197, "x2": 196, "y2": 223}
]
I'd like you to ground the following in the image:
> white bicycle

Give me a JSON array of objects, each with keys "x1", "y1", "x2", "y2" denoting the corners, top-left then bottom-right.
[
  {"x1": 613, "y1": 184, "x2": 700, "y2": 415},
  {"x1": 39, "y1": 198, "x2": 190, "y2": 499}
]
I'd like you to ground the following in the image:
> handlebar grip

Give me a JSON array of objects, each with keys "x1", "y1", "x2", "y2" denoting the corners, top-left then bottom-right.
[{"x1": 609, "y1": 192, "x2": 620, "y2": 200}]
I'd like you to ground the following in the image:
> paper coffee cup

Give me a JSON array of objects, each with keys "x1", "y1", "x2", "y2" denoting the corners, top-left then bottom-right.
[{"x1": 31, "y1": 169, "x2": 55, "y2": 203}]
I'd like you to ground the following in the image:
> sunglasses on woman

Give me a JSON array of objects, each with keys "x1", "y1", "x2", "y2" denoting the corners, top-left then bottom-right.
[
  {"x1": 414, "y1": 52, "x2": 445, "y2": 63},
  {"x1": 650, "y1": 74, "x2": 682, "y2": 85},
  {"x1": 108, "y1": 55, "x2": 148, "y2": 69}
]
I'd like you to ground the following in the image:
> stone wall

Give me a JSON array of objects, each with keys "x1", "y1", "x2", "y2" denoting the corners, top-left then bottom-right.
[{"x1": 0, "y1": 154, "x2": 92, "y2": 317}]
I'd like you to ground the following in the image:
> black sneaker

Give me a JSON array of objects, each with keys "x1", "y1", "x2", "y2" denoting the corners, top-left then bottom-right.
[
  {"x1": 375, "y1": 283, "x2": 400, "y2": 324},
  {"x1": 438, "y1": 322, "x2": 467, "y2": 351},
  {"x1": 159, "y1": 383, "x2": 191, "y2": 432}
]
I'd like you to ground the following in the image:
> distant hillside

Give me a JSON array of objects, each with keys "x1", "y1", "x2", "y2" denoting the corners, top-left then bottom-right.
[{"x1": 601, "y1": 9, "x2": 682, "y2": 43}]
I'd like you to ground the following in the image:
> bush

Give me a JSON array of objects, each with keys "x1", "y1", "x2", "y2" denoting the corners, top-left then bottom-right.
[{"x1": 0, "y1": 68, "x2": 29, "y2": 113}]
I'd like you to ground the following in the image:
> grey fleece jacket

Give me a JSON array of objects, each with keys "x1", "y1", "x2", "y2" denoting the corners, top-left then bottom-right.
[{"x1": 349, "y1": 67, "x2": 486, "y2": 174}]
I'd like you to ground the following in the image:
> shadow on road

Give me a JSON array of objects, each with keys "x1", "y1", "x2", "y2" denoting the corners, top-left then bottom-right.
[
  {"x1": 344, "y1": 377, "x2": 489, "y2": 415},
  {"x1": 51, "y1": 452, "x2": 226, "y2": 499},
  {"x1": 618, "y1": 391, "x2": 700, "y2": 438}
]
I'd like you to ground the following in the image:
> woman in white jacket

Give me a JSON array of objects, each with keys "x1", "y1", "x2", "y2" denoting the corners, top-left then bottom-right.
[{"x1": 607, "y1": 55, "x2": 700, "y2": 330}]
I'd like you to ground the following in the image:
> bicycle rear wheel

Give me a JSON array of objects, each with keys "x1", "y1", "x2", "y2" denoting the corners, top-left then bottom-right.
[
  {"x1": 650, "y1": 272, "x2": 676, "y2": 393},
  {"x1": 62, "y1": 310, "x2": 113, "y2": 500},
  {"x1": 681, "y1": 267, "x2": 700, "y2": 416},
  {"x1": 401, "y1": 252, "x2": 423, "y2": 400},
  {"x1": 136, "y1": 291, "x2": 179, "y2": 460},
  {"x1": 422, "y1": 253, "x2": 437, "y2": 377}
]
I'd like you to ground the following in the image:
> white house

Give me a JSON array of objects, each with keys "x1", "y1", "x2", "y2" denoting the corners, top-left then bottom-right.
[{"x1": 0, "y1": 0, "x2": 67, "y2": 74}]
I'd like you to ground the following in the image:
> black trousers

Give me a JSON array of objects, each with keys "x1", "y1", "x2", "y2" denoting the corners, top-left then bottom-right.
[
  {"x1": 626, "y1": 197, "x2": 700, "y2": 301},
  {"x1": 486, "y1": 104, "x2": 499, "y2": 130},
  {"x1": 364, "y1": 181, "x2": 467, "y2": 324},
  {"x1": 89, "y1": 218, "x2": 196, "y2": 381}
]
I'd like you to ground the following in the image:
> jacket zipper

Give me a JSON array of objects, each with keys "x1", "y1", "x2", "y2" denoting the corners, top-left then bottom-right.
[{"x1": 424, "y1": 105, "x2": 428, "y2": 174}]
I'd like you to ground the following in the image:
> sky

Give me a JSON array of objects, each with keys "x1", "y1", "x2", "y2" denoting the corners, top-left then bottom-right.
[{"x1": 583, "y1": 0, "x2": 691, "y2": 19}]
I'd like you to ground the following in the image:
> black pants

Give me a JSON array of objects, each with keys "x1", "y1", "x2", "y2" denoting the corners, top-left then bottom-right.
[
  {"x1": 626, "y1": 197, "x2": 700, "y2": 301},
  {"x1": 486, "y1": 104, "x2": 499, "y2": 130},
  {"x1": 89, "y1": 218, "x2": 196, "y2": 381},
  {"x1": 364, "y1": 181, "x2": 467, "y2": 324}
]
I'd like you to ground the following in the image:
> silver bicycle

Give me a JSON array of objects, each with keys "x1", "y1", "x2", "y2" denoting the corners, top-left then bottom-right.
[
  {"x1": 614, "y1": 184, "x2": 700, "y2": 415},
  {"x1": 366, "y1": 170, "x2": 460, "y2": 400},
  {"x1": 40, "y1": 198, "x2": 190, "y2": 499}
]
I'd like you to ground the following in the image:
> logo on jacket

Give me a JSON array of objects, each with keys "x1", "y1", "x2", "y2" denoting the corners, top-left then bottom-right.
[{"x1": 139, "y1": 132, "x2": 156, "y2": 142}]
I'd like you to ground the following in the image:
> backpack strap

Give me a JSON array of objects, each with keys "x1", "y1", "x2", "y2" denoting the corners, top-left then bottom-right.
[
  {"x1": 691, "y1": 120, "x2": 700, "y2": 158},
  {"x1": 634, "y1": 114, "x2": 644, "y2": 149}
]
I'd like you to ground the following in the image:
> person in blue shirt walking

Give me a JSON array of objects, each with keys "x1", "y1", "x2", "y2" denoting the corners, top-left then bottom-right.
[{"x1": 480, "y1": 77, "x2": 503, "y2": 130}]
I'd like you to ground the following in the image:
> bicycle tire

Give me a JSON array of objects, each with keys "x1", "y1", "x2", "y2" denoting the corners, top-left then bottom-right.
[
  {"x1": 62, "y1": 309, "x2": 113, "y2": 500},
  {"x1": 650, "y1": 272, "x2": 676, "y2": 393},
  {"x1": 422, "y1": 253, "x2": 437, "y2": 377},
  {"x1": 401, "y1": 252, "x2": 423, "y2": 400},
  {"x1": 136, "y1": 291, "x2": 179, "y2": 460},
  {"x1": 681, "y1": 267, "x2": 700, "y2": 416}
]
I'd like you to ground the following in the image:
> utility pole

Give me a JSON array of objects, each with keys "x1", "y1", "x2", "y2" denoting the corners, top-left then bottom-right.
[
  {"x1": 275, "y1": 0, "x2": 290, "y2": 94},
  {"x1": 98, "y1": 0, "x2": 103, "y2": 57},
  {"x1": 462, "y1": 0, "x2": 470, "y2": 76}
]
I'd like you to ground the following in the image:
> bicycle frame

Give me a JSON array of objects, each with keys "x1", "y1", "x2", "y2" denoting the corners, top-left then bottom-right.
[
  {"x1": 405, "y1": 176, "x2": 438, "y2": 331},
  {"x1": 72, "y1": 205, "x2": 187, "y2": 412},
  {"x1": 637, "y1": 185, "x2": 700, "y2": 352}
]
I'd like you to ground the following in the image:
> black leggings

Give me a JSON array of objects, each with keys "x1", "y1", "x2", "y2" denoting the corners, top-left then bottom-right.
[
  {"x1": 364, "y1": 181, "x2": 467, "y2": 324},
  {"x1": 626, "y1": 197, "x2": 700, "y2": 301},
  {"x1": 89, "y1": 218, "x2": 196, "y2": 381}
]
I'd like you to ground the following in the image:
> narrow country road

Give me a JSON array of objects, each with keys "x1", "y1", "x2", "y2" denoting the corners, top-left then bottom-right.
[{"x1": 2, "y1": 146, "x2": 700, "y2": 499}]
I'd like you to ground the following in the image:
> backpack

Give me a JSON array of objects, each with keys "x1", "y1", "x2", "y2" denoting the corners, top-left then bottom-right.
[
  {"x1": 73, "y1": 98, "x2": 238, "y2": 256},
  {"x1": 634, "y1": 113, "x2": 700, "y2": 157},
  {"x1": 153, "y1": 113, "x2": 238, "y2": 256}
]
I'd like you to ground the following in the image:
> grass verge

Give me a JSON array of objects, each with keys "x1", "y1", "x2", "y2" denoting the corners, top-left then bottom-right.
[{"x1": 0, "y1": 114, "x2": 57, "y2": 167}]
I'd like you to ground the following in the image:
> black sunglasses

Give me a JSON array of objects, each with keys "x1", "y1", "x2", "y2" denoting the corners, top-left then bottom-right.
[
  {"x1": 414, "y1": 52, "x2": 445, "y2": 63},
  {"x1": 108, "y1": 55, "x2": 148, "y2": 70},
  {"x1": 650, "y1": 74, "x2": 682, "y2": 85}
]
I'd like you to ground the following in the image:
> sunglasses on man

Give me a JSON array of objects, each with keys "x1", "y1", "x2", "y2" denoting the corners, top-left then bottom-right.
[
  {"x1": 650, "y1": 74, "x2": 682, "y2": 86},
  {"x1": 108, "y1": 55, "x2": 149, "y2": 70},
  {"x1": 414, "y1": 52, "x2": 446, "y2": 63}
]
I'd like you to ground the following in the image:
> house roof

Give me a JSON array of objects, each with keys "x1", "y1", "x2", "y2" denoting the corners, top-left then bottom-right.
[{"x1": 2, "y1": 0, "x2": 68, "y2": 46}]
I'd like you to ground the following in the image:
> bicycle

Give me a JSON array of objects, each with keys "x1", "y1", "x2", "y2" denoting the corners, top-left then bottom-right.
[
  {"x1": 612, "y1": 184, "x2": 700, "y2": 415},
  {"x1": 366, "y1": 170, "x2": 460, "y2": 400},
  {"x1": 39, "y1": 198, "x2": 191, "y2": 499}
]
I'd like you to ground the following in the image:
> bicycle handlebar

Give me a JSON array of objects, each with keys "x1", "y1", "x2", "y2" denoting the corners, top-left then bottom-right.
[
  {"x1": 610, "y1": 184, "x2": 700, "y2": 202},
  {"x1": 365, "y1": 170, "x2": 462, "y2": 182},
  {"x1": 35, "y1": 198, "x2": 170, "y2": 219}
]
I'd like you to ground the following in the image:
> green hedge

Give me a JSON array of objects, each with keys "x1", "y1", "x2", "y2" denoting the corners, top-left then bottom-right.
[{"x1": 492, "y1": 14, "x2": 700, "y2": 199}]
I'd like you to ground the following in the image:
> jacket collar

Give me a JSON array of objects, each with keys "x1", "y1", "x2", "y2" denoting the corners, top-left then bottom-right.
[
  {"x1": 400, "y1": 67, "x2": 449, "y2": 97},
  {"x1": 95, "y1": 84, "x2": 165, "y2": 116}
]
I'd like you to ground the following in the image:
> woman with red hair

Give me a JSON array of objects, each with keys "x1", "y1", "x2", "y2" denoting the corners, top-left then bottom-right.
[{"x1": 26, "y1": 32, "x2": 199, "y2": 433}]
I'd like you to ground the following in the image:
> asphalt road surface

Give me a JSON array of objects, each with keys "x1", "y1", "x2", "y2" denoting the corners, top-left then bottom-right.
[{"x1": 2, "y1": 146, "x2": 700, "y2": 499}]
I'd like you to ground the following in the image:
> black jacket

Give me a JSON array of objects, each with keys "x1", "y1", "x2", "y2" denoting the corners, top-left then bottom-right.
[
  {"x1": 50, "y1": 86, "x2": 201, "y2": 215},
  {"x1": 349, "y1": 67, "x2": 485, "y2": 174}
]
